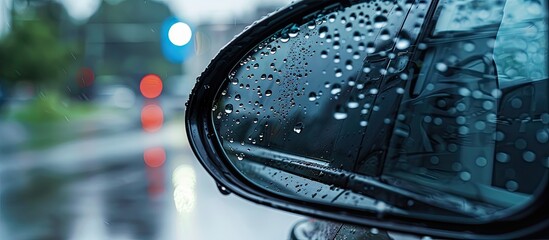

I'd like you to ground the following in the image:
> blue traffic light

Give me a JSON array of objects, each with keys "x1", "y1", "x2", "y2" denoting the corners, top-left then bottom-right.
[{"x1": 161, "y1": 17, "x2": 194, "y2": 63}]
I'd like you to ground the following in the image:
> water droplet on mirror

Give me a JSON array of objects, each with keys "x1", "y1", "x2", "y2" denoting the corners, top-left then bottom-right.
[
  {"x1": 334, "y1": 106, "x2": 348, "y2": 120},
  {"x1": 320, "y1": 50, "x2": 328, "y2": 59},
  {"x1": 345, "y1": 60, "x2": 353, "y2": 70},
  {"x1": 395, "y1": 36, "x2": 410, "y2": 50},
  {"x1": 506, "y1": 180, "x2": 519, "y2": 192},
  {"x1": 373, "y1": 15, "x2": 388, "y2": 28},
  {"x1": 463, "y1": 41, "x2": 476, "y2": 52},
  {"x1": 353, "y1": 32, "x2": 361, "y2": 41},
  {"x1": 225, "y1": 104, "x2": 234, "y2": 113},
  {"x1": 347, "y1": 101, "x2": 359, "y2": 109},
  {"x1": 460, "y1": 171, "x2": 471, "y2": 181},
  {"x1": 331, "y1": 84, "x2": 342, "y2": 95},
  {"x1": 523, "y1": 151, "x2": 536, "y2": 162},
  {"x1": 475, "y1": 157, "x2": 487, "y2": 167},
  {"x1": 288, "y1": 24, "x2": 300, "y2": 38},
  {"x1": 375, "y1": 201, "x2": 387, "y2": 212},
  {"x1": 333, "y1": 41, "x2": 341, "y2": 50},
  {"x1": 345, "y1": 23, "x2": 353, "y2": 31},
  {"x1": 366, "y1": 42, "x2": 376, "y2": 53},
  {"x1": 293, "y1": 122, "x2": 304, "y2": 133},
  {"x1": 458, "y1": 87, "x2": 471, "y2": 97},
  {"x1": 333, "y1": 55, "x2": 341, "y2": 63},
  {"x1": 436, "y1": 62, "x2": 448, "y2": 72},
  {"x1": 536, "y1": 129, "x2": 549, "y2": 143},
  {"x1": 496, "y1": 152, "x2": 509, "y2": 163},
  {"x1": 319, "y1": 26, "x2": 328, "y2": 38},
  {"x1": 308, "y1": 92, "x2": 317, "y2": 101},
  {"x1": 335, "y1": 69, "x2": 343, "y2": 78},
  {"x1": 379, "y1": 29, "x2": 391, "y2": 40},
  {"x1": 307, "y1": 21, "x2": 316, "y2": 30},
  {"x1": 280, "y1": 33, "x2": 290, "y2": 43}
]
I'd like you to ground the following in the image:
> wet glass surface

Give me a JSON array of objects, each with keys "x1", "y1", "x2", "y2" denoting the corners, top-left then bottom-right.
[
  {"x1": 0, "y1": 0, "x2": 301, "y2": 239},
  {"x1": 213, "y1": 0, "x2": 549, "y2": 222}
]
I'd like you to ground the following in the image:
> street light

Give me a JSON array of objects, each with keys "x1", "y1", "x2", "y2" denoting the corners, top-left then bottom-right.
[
  {"x1": 161, "y1": 17, "x2": 194, "y2": 63},
  {"x1": 168, "y1": 22, "x2": 192, "y2": 46}
]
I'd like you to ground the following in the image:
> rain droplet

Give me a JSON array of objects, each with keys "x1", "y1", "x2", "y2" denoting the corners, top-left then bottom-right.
[
  {"x1": 436, "y1": 62, "x2": 448, "y2": 72},
  {"x1": 476, "y1": 157, "x2": 487, "y2": 167},
  {"x1": 536, "y1": 129, "x2": 549, "y2": 143},
  {"x1": 265, "y1": 90, "x2": 272, "y2": 97},
  {"x1": 460, "y1": 171, "x2": 471, "y2": 181},
  {"x1": 335, "y1": 69, "x2": 343, "y2": 78},
  {"x1": 373, "y1": 15, "x2": 388, "y2": 28},
  {"x1": 506, "y1": 180, "x2": 519, "y2": 192},
  {"x1": 294, "y1": 122, "x2": 304, "y2": 134},
  {"x1": 319, "y1": 26, "x2": 328, "y2": 38},
  {"x1": 523, "y1": 151, "x2": 536, "y2": 162},
  {"x1": 366, "y1": 42, "x2": 376, "y2": 53},
  {"x1": 307, "y1": 21, "x2": 316, "y2": 30},
  {"x1": 380, "y1": 29, "x2": 391, "y2": 40},
  {"x1": 496, "y1": 152, "x2": 509, "y2": 163},
  {"x1": 288, "y1": 24, "x2": 300, "y2": 38},
  {"x1": 345, "y1": 60, "x2": 353, "y2": 70},
  {"x1": 280, "y1": 32, "x2": 290, "y2": 43},
  {"x1": 331, "y1": 84, "x2": 342, "y2": 94},
  {"x1": 347, "y1": 100, "x2": 359, "y2": 109},
  {"x1": 308, "y1": 92, "x2": 317, "y2": 101},
  {"x1": 334, "y1": 106, "x2": 348, "y2": 120},
  {"x1": 320, "y1": 50, "x2": 328, "y2": 59},
  {"x1": 225, "y1": 104, "x2": 234, "y2": 113},
  {"x1": 395, "y1": 32, "x2": 411, "y2": 50}
]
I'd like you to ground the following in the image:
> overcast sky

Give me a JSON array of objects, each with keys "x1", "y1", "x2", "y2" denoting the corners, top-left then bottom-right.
[
  {"x1": 58, "y1": 0, "x2": 289, "y2": 23},
  {"x1": 0, "y1": 0, "x2": 290, "y2": 34}
]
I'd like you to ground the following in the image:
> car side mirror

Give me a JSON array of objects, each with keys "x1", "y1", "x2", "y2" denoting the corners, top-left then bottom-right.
[{"x1": 186, "y1": 0, "x2": 549, "y2": 238}]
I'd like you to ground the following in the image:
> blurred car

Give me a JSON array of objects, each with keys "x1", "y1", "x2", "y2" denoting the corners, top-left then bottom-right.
[{"x1": 186, "y1": 0, "x2": 549, "y2": 239}]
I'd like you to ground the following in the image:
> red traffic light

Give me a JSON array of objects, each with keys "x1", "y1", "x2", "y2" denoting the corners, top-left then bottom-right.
[{"x1": 140, "y1": 74, "x2": 163, "y2": 99}]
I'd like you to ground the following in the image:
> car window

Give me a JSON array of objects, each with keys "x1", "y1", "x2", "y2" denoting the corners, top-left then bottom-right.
[{"x1": 213, "y1": 0, "x2": 549, "y2": 222}]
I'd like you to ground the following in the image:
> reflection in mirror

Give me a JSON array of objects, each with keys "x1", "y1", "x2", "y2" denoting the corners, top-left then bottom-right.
[{"x1": 212, "y1": 0, "x2": 549, "y2": 222}]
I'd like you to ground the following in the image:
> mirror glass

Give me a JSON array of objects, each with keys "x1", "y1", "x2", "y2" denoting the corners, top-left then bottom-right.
[{"x1": 212, "y1": 0, "x2": 549, "y2": 222}]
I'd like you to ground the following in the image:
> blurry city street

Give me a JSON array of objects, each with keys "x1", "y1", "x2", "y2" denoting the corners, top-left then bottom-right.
[
  {"x1": 0, "y1": 0, "x2": 302, "y2": 239},
  {"x1": 0, "y1": 97, "x2": 302, "y2": 240}
]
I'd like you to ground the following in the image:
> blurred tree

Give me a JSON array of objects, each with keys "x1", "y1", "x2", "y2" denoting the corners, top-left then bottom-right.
[{"x1": 0, "y1": 19, "x2": 70, "y2": 89}]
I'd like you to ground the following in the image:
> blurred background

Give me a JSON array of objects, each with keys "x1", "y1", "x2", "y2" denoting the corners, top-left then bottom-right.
[{"x1": 0, "y1": 0, "x2": 304, "y2": 239}]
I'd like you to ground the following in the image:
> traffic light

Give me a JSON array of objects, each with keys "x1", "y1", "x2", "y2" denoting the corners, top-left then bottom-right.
[{"x1": 161, "y1": 17, "x2": 194, "y2": 63}]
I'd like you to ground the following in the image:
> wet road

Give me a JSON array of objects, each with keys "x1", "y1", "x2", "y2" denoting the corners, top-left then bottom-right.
[{"x1": 0, "y1": 115, "x2": 302, "y2": 240}]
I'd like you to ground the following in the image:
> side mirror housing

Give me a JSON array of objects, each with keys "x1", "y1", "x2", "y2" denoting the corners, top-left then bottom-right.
[{"x1": 186, "y1": 0, "x2": 549, "y2": 238}]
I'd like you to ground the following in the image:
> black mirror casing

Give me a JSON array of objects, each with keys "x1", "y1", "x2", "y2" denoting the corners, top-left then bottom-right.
[{"x1": 186, "y1": 0, "x2": 549, "y2": 238}]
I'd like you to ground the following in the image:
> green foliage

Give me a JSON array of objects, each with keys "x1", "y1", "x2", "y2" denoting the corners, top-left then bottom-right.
[{"x1": 0, "y1": 20, "x2": 70, "y2": 87}]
